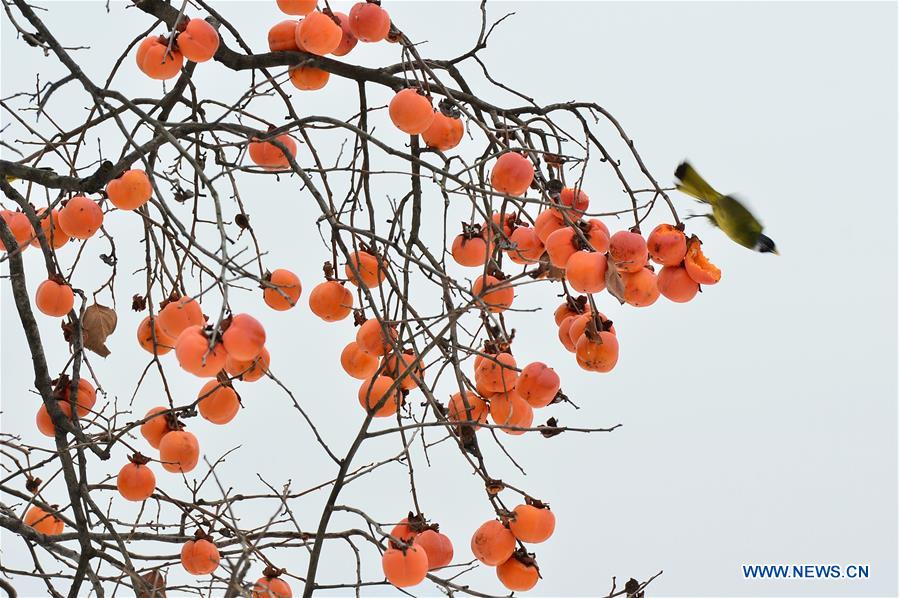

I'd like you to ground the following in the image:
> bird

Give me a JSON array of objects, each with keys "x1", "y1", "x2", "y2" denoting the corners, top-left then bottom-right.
[{"x1": 674, "y1": 161, "x2": 778, "y2": 255}]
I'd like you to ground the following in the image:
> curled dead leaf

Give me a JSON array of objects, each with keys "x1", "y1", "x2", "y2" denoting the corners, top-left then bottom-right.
[
  {"x1": 604, "y1": 254, "x2": 626, "y2": 305},
  {"x1": 82, "y1": 304, "x2": 117, "y2": 357}
]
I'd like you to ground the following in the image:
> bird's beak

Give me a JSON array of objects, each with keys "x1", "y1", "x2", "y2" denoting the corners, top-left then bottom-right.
[{"x1": 771, "y1": 249, "x2": 780, "y2": 256}]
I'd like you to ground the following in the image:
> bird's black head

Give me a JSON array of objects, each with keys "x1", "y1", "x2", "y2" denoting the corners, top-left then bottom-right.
[{"x1": 755, "y1": 234, "x2": 779, "y2": 255}]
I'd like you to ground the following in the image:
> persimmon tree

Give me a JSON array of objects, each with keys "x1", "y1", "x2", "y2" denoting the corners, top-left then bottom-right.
[{"x1": 0, "y1": 0, "x2": 725, "y2": 595}]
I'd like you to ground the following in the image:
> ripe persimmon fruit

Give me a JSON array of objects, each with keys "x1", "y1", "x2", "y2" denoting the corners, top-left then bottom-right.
[
  {"x1": 470, "y1": 520, "x2": 515, "y2": 566},
  {"x1": 263, "y1": 269, "x2": 302, "y2": 311},
  {"x1": 289, "y1": 66, "x2": 329, "y2": 90},
  {"x1": 140, "y1": 406, "x2": 171, "y2": 449},
  {"x1": 516, "y1": 362, "x2": 560, "y2": 408},
  {"x1": 534, "y1": 209, "x2": 565, "y2": 244},
  {"x1": 308, "y1": 280, "x2": 353, "y2": 321},
  {"x1": 358, "y1": 375, "x2": 401, "y2": 417},
  {"x1": 389, "y1": 89, "x2": 435, "y2": 135},
  {"x1": 35, "y1": 278, "x2": 74, "y2": 317},
  {"x1": 684, "y1": 235, "x2": 721, "y2": 285},
  {"x1": 507, "y1": 226, "x2": 545, "y2": 265},
  {"x1": 253, "y1": 574, "x2": 292, "y2": 598},
  {"x1": 475, "y1": 352, "x2": 518, "y2": 394},
  {"x1": 174, "y1": 326, "x2": 226, "y2": 377},
  {"x1": 29, "y1": 208, "x2": 69, "y2": 249},
  {"x1": 382, "y1": 351, "x2": 423, "y2": 390},
  {"x1": 58, "y1": 195, "x2": 103, "y2": 240},
  {"x1": 647, "y1": 223, "x2": 687, "y2": 266},
  {"x1": 509, "y1": 503, "x2": 555, "y2": 543},
  {"x1": 381, "y1": 545, "x2": 428, "y2": 588},
  {"x1": 106, "y1": 169, "x2": 152, "y2": 210},
  {"x1": 268, "y1": 20, "x2": 300, "y2": 51},
  {"x1": 489, "y1": 391, "x2": 533, "y2": 435},
  {"x1": 248, "y1": 134, "x2": 297, "y2": 170},
  {"x1": 159, "y1": 429, "x2": 200, "y2": 473},
  {"x1": 331, "y1": 12, "x2": 358, "y2": 56},
  {"x1": 136, "y1": 36, "x2": 184, "y2": 80},
  {"x1": 137, "y1": 315, "x2": 175, "y2": 356},
  {"x1": 356, "y1": 318, "x2": 397, "y2": 356},
  {"x1": 341, "y1": 341, "x2": 380, "y2": 379},
  {"x1": 421, "y1": 112, "x2": 464, "y2": 151},
  {"x1": 36, "y1": 401, "x2": 72, "y2": 437},
  {"x1": 222, "y1": 313, "x2": 266, "y2": 361},
  {"x1": 609, "y1": 230, "x2": 649, "y2": 273},
  {"x1": 225, "y1": 347, "x2": 270, "y2": 382},
  {"x1": 414, "y1": 529, "x2": 454, "y2": 570},
  {"x1": 157, "y1": 295, "x2": 204, "y2": 338},
  {"x1": 490, "y1": 152, "x2": 534, "y2": 197},
  {"x1": 575, "y1": 331, "x2": 619, "y2": 373},
  {"x1": 345, "y1": 250, "x2": 385, "y2": 288},
  {"x1": 296, "y1": 11, "x2": 342, "y2": 55},
  {"x1": 560, "y1": 186, "x2": 590, "y2": 215},
  {"x1": 276, "y1": 0, "x2": 317, "y2": 16},
  {"x1": 497, "y1": 552, "x2": 540, "y2": 591},
  {"x1": 0, "y1": 210, "x2": 32, "y2": 251},
  {"x1": 447, "y1": 392, "x2": 488, "y2": 429},
  {"x1": 197, "y1": 380, "x2": 240, "y2": 424},
  {"x1": 451, "y1": 233, "x2": 489, "y2": 267},
  {"x1": 472, "y1": 275, "x2": 514, "y2": 313},
  {"x1": 24, "y1": 506, "x2": 64, "y2": 536},
  {"x1": 565, "y1": 250, "x2": 607, "y2": 294},
  {"x1": 657, "y1": 265, "x2": 699, "y2": 302},
  {"x1": 117, "y1": 453, "x2": 156, "y2": 502},
  {"x1": 177, "y1": 18, "x2": 219, "y2": 63},
  {"x1": 348, "y1": 2, "x2": 391, "y2": 43},
  {"x1": 60, "y1": 376, "x2": 96, "y2": 417},
  {"x1": 622, "y1": 267, "x2": 660, "y2": 307},
  {"x1": 181, "y1": 533, "x2": 220, "y2": 575}
]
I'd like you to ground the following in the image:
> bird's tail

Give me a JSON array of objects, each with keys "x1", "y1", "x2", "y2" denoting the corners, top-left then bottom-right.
[{"x1": 674, "y1": 161, "x2": 722, "y2": 204}]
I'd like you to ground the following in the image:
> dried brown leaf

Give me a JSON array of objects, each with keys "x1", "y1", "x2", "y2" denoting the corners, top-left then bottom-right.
[
  {"x1": 604, "y1": 254, "x2": 626, "y2": 305},
  {"x1": 82, "y1": 304, "x2": 117, "y2": 357}
]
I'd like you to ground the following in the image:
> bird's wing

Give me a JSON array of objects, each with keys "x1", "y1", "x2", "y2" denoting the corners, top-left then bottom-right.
[
  {"x1": 674, "y1": 161, "x2": 722, "y2": 204},
  {"x1": 713, "y1": 195, "x2": 764, "y2": 248}
]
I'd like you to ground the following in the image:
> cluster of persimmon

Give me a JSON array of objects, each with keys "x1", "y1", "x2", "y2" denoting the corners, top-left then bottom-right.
[
  {"x1": 380, "y1": 514, "x2": 454, "y2": 588},
  {"x1": 136, "y1": 17, "x2": 220, "y2": 80},
  {"x1": 470, "y1": 499, "x2": 555, "y2": 591}
]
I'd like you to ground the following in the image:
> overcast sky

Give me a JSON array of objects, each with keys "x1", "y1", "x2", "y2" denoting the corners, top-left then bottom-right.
[{"x1": 1, "y1": 2, "x2": 897, "y2": 597}]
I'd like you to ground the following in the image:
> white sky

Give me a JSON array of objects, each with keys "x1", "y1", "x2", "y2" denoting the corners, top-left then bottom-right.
[{"x1": 1, "y1": 2, "x2": 897, "y2": 597}]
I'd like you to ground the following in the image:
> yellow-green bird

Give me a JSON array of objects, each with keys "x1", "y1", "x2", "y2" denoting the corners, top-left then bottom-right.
[{"x1": 674, "y1": 161, "x2": 778, "y2": 255}]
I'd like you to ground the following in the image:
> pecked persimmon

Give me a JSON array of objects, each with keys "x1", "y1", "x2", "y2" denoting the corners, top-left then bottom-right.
[
  {"x1": 24, "y1": 506, "x2": 64, "y2": 536},
  {"x1": 609, "y1": 230, "x2": 648, "y2": 273},
  {"x1": 296, "y1": 10, "x2": 342, "y2": 54},
  {"x1": 565, "y1": 250, "x2": 607, "y2": 294},
  {"x1": 560, "y1": 186, "x2": 589, "y2": 215},
  {"x1": 451, "y1": 233, "x2": 489, "y2": 267},
  {"x1": 382, "y1": 351, "x2": 423, "y2": 390},
  {"x1": 253, "y1": 575, "x2": 292, "y2": 598},
  {"x1": 475, "y1": 352, "x2": 518, "y2": 394},
  {"x1": 346, "y1": 250, "x2": 385, "y2": 288},
  {"x1": 159, "y1": 429, "x2": 200, "y2": 473},
  {"x1": 140, "y1": 407, "x2": 171, "y2": 449},
  {"x1": 308, "y1": 280, "x2": 353, "y2": 321},
  {"x1": 331, "y1": 12, "x2": 358, "y2": 56},
  {"x1": 471, "y1": 520, "x2": 515, "y2": 566},
  {"x1": 197, "y1": 380, "x2": 240, "y2": 424},
  {"x1": 289, "y1": 66, "x2": 329, "y2": 90},
  {"x1": 222, "y1": 313, "x2": 266, "y2": 361},
  {"x1": 248, "y1": 134, "x2": 297, "y2": 170},
  {"x1": 684, "y1": 235, "x2": 721, "y2": 285},
  {"x1": 575, "y1": 331, "x2": 619, "y2": 373},
  {"x1": 341, "y1": 341, "x2": 380, "y2": 379},
  {"x1": 358, "y1": 375, "x2": 400, "y2": 417},
  {"x1": 264, "y1": 268, "x2": 302, "y2": 311},
  {"x1": 268, "y1": 20, "x2": 301, "y2": 51},
  {"x1": 489, "y1": 391, "x2": 533, "y2": 435},
  {"x1": 356, "y1": 318, "x2": 397, "y2": 356},
  {"x1": 516, "y1": 362, "x2": 560, "y2": 408},
  {"x1": 622, "y1": 267, "x2": 660, "y2": 307},
  {"x1": 348, "y1": 2, "x2": 391, "y2": 43},
  {"x1": 507, "y1": 226, "x2": 544, "y2": 264},
  {"x1": 276, "y1": 0, "x2": 317, "y2": 16},
  {"x1": 389, "y1": 89, "x2": 435, "y2": 135},
  {"x1": 414, "y1": 529, "x2": 453, "y2": 570},
  {"x1": 35, "y1": 278, "x2": 73, "y2": 317},
  {"x1": 534, "y1": 208, "x2": 565, "y2": 244},
  {"x1": 509, "y1": 503, "x2": 555, "y2": 543},
  {"x1": 490, "y1": 152, "x2": 534, "y2": 197},
  {"x1": 421, "y1": 112, "x2": 464, "y2": 151},
  {"x1": 472, "y1": 275, "x2": 514, "y2": 313},
  {"x1": 106, "y1": 169, "x2": 152, "y2": 210},
  {"x1": 497, "y1": 553, "x2": 540, "y2": 592},
  {"x1": 136, "y1": 36, "x2": 184, "y2": 80},
  {"x1": 117, "y1": 454, "x2": 156, "y2": 501},
  {"x1": 157, "y1": 295, "x2": 204, "y2": 338},
  {"x1": 657, "y1": 265, "x2": 699, "y2": 302},
  {"x1": 0, "y1": 210, "x2": 32, "y2": 251},
  {"x1": 29, "y1": 208, "x2": 69, "y2": 249},
  {"x1": 381, "y1": 545, "x2": 428, "y2": 588},
  {"x1": 647, "y1": 223, "x2": 687, "y2": 266},
  {"x1": 447, "y1": 392, "x2": 488, "y2": 429},
  {"x1": 177, "y1": 18, "x2": 219, "y2": 63},
  {"x1": 174, "y1": 325, "x2": 226, "y2": 377},
  {"x1": 181, "y1": 535, "x2": 220, "y2": 575},
  {"x1": 58, "y1": 195, "x2": 103, "y2": 240},
  {"x1": 225, "y1": 347, "x2": 270, "y2": 382}
]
